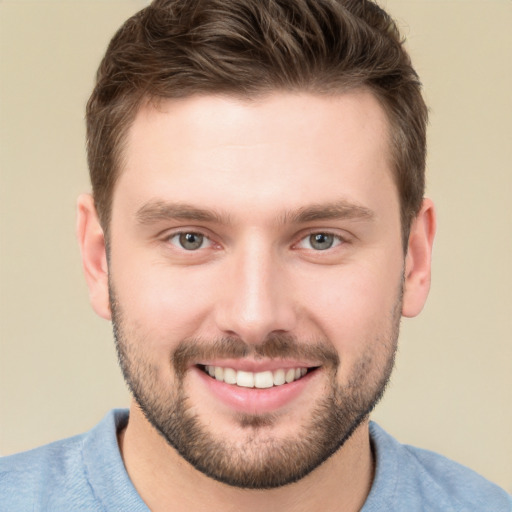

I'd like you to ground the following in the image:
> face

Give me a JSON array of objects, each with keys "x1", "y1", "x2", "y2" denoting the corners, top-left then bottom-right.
[{"x1": 106, "y1": 91, "x2": 406, "y2": 488}]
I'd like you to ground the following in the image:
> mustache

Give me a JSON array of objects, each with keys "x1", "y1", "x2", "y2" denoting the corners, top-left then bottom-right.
[{"x1": 172, "y1": 332, "x2": 340, "y2": 377}]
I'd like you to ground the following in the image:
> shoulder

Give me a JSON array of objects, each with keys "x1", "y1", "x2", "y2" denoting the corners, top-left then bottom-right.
[
  {"x1": 399, "y1": 442, "x2": 512, "y2": 511},
  {"x1": 0, "y1": 430, "x2": 95, "y2": 510},
  {"x1": 0, "y1": 409, "x2": 132, "y2": 511},
  {"x1": 365, "y1": 422, "x2": 512, "y2": 512}
]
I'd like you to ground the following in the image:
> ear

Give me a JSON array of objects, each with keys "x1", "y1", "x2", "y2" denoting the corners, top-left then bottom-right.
[
  {"x1": 76, "y1": 194, "x2": 111, "y2": 320},
  {"x1": 402, "y1": 198, "x2": 436, "y2": 318}
]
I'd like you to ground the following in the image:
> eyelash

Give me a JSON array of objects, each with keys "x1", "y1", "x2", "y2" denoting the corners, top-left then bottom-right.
[
  {"x1": 295, "y1": 232, "x2": 346, "y2": 251},
  {"x1": 167, "y1": 231, "x2": 213, "y2": 251},
  {"x1": 165, "y1": 230, "x2": 347, "y2": 252}
]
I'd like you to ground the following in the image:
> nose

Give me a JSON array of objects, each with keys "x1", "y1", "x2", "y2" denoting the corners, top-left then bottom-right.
[{"x1": 214, "y1": 238, "x2": 298, "y2": 344}]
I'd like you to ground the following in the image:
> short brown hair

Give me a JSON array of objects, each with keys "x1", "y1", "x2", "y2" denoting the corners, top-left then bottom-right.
[{"x1": 86, "y1": 0, "x2": 428, "y2": 244}]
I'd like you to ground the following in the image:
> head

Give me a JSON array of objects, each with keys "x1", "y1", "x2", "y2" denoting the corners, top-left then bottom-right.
[
  {"x1": 79, "y1": 0, "x2": 435, "y2": 491},
  {"x1": 86, "y1": 0, "x2": 428, "y2": 246}
]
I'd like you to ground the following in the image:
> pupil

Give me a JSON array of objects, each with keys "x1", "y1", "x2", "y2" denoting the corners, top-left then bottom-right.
[
  {"x1": 180, "y1": 232, "x2": 203, "y2": 250},
  {"x1": 311, "y1": 233, "x2": 333, "y2": 250}
]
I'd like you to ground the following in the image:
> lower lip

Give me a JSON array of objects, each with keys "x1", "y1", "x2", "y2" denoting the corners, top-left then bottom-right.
[{"x1": 191, "y1": 366, "x2": 319, "y2": 415}]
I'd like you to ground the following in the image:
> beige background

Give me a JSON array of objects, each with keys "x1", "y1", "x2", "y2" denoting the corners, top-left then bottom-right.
[{"x1": 0, "y1": 0, "x2": 511, "y2": 493}]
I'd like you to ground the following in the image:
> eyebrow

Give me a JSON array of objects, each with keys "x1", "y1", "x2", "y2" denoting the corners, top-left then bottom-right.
[
  {"x1": 283, "y1": 201, "x2": 375, "y2": 224},
  {"x1": 136, "y1": 199, "x2": 374, "y2": 226},
  {"x1": 136, "y1": 201, "x2": 230, "y2": 225}
]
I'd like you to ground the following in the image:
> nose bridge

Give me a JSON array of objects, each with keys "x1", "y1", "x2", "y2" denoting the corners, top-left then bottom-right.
[{"x1": 215, "y1": 234, "x2": 295, "y2": 343}]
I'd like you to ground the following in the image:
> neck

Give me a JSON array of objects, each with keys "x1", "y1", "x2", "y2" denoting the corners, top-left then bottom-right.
[{"x1": 119, "y1": 403, "x2": 374, "y2": 512}]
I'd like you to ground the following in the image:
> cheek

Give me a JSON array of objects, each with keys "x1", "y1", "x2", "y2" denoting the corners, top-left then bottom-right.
[
  {"x1": 110, "y1": 253, "x2": 220, "y2": 347},
  {"x1": 297, "y1": 257, "x2": 403, "y2": 345}
]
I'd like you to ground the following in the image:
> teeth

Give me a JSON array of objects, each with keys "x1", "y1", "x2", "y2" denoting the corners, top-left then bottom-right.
[
  {"x1": 273, "y1": 369, "x2": 285, "y2": 386},
  {"x1": 237, "y1": 370, "x2": 254, "y2": 388},
  {"x1": 214, "y1": 366, "x2": 224, "y2": 381},
  {"x1": 203, "y1": 365, "x2": 310, "y2": 388},
  {"x1": 223, "y1": 367, "x2": 237, "y2": 385},
  {"x1": 254, "y1": 371, "x2": 273, "y2": 389}
]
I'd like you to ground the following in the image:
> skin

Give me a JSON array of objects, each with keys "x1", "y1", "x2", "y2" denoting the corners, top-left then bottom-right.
[{"x1": 77, "y1": 91, "x2": 435, "y2": 512}]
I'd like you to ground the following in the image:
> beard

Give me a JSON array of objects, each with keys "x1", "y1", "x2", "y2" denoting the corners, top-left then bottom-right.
[{"x1": 110, "y1": 284, "x2": 401, "y2": 489}]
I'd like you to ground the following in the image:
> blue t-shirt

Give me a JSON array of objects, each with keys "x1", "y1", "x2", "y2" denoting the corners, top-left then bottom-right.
[{"x1": 1, "y1": 409, "x2": 510, "y2": 511}]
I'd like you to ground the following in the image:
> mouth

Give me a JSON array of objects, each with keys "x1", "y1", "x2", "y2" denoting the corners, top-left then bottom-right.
[
  {"x1": 198, "y1": 364, "x2": 317, "y2": 389},
  {"x1": 190, "y1": 358, "x2": 323, "y2": 415}
]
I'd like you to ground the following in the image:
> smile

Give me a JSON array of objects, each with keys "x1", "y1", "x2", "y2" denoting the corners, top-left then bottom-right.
[{"x1": 200, "y1": 365, "x2": 313, "y2": 389}]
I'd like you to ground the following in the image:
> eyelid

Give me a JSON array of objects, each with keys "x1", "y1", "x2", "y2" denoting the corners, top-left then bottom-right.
[
  {"x1": 293, "y1": 230, "x2": 349, "y2": 250},
  {"x1": 158, "y1": 227, "x2": 351, "y2": 252},
  {"x1": 170, "y1": 232, "x2": 212, "y2": 249},
  {"x1": 162, "y1": 227, "x2": 218, "y2": 250}
]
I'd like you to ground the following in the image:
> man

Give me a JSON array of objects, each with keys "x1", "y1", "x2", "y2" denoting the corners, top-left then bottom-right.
[{"x1": 1, "y1": 0, "x2": 510, "y2": 510}]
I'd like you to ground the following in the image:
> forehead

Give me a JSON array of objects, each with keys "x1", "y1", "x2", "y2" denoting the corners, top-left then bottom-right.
[{"x1": 115, "y1": 91, "x2": 397, "y2": 222}]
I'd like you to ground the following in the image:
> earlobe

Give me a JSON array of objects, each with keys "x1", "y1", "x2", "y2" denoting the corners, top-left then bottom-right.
[
  {"x1": 76, "y1": 194, "x2": 111, "y2": 320},
  {"x1": 402, "y1": 198, "x2": 436, "y2": 318}
]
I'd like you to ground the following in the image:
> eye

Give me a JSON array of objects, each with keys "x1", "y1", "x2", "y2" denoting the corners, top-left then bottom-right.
[
  {"x1": 297, "y1": 232, "x2": 343, "y2": 251},
  {"x1": 169, "y1": 232, "x2": 211, "y2": 251}
]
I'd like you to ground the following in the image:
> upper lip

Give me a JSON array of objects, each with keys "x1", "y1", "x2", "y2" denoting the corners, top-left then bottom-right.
[{"x1": 194, "y1": 358, "x2": 320, "y2": 372}]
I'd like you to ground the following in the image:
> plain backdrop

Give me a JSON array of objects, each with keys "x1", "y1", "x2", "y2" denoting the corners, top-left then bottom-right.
[{"x1": 0, "y1": 0, "x2": 511, "y2": 493}]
